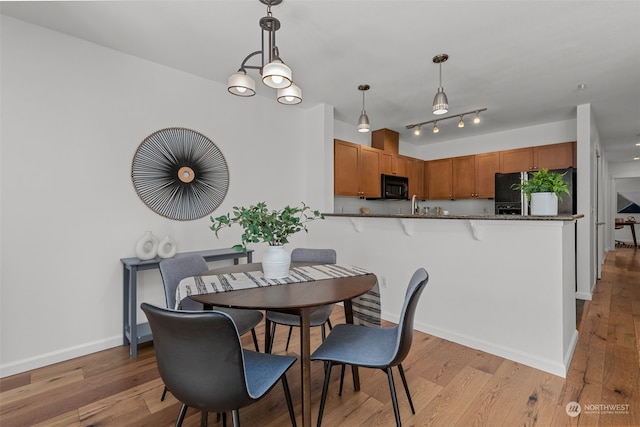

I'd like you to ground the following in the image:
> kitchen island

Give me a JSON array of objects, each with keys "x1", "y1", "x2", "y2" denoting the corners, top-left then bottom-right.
[{"x1": 310, "y1": 213, "x2": 582, "y2": 377}]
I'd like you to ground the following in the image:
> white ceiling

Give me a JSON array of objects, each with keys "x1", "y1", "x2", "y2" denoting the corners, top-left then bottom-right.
[{"x1": 2, "y1": 0, "x2": 639, "y2": 162}]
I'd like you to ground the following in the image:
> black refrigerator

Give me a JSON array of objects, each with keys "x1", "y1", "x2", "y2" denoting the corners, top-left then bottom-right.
[{"x1": 495, "y1": 168, "x2": 577, "y2": 215}]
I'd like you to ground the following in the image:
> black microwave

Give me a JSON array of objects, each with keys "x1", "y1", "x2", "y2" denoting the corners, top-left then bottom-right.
[{"x1": 381, "y1": 174, "x2": 409, "y2": 199}]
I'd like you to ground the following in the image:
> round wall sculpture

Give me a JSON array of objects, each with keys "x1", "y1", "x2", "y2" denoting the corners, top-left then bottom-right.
[{"x1": 131, "y1": 127, "x2": 229, "y2": 221}]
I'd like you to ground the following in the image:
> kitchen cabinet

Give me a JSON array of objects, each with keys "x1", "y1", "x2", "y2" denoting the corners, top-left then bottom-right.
[
  {"x1": 452, "y1": 155, "x2": 475, "y2": 199},
  {"x1": 500, "y1": 142, "x2": 576, "y2": 173},
  {"x1": 371, "y1": 128, "x2": 399, "y2": 154},
  {"x1": 380, "y1": 153, "x2": 408, "y2": 176},
  {"x1": 426, "y1": 158, "x2": 453, "y2": 200},
  {"x1": 474, "y1": 152, "x2": 500, "y2": 198},
  {"x1": 429, "y1": 153, "x2": 499, "y2": 200},
  {"x1": 334, "y1": 139, "x2": 382, "y2": 198},
  {"x1": 406, "y1": 158, "x2": 424, "y2": 199}
]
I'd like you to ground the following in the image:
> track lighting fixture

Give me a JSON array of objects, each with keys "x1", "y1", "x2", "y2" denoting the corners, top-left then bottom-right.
[
  {"x1": 227, "y1": 0, "x2": 302, "y2": 105},
  {"x1": 406, "y1": 108, "x2": 487, "y2": 136},
  {"x1": 432, "y1": 54, "x2": 449, "y2": 115},
  {"x1": 357, "y1": 84, "x2": 370, "y2": 133},
  {"x1": 414, "y1": 126, "x2": 421, "y2": 136}
]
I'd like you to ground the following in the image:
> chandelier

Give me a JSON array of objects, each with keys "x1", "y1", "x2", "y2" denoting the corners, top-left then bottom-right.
[{"x1": 227, "y1": 0, "x2": 302, "y2": 105}]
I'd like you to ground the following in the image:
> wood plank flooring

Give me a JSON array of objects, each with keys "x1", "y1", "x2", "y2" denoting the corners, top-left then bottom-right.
[{"x1": 1, "y1": 248, "x2": 638, "y2": 426}]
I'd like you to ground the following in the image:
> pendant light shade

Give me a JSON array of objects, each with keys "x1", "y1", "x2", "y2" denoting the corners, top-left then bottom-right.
[
  {"x1": 262, "y1": 59, "x2": 292, "y2": 89},
  {"x1": 277, "y1": 83, "x2": 302, "y2": 105},
  {"x1": 228, "y1": 70, "x2": 256, "y2": 97},
  {"x1": 433, "y1": 89, "x2": 449, "y2": 115},
  {"x1": 432, "y1": 54, "x2": 449, "y2": 115},
  {"x1": 357, "y1": 84, "x2": 371, "y2": 133}
]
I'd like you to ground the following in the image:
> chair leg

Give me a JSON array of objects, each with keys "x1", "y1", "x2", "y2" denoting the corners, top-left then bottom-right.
[
  {"x1": 269, "y1": 323, "x2": 277, "y2": 353},
  {"x1": 397, "y1": 364, "x2": 415, "y2": 414},
  {"x1": 327, "y1": 319, "x2": 333, "y2": 330},
  {"x1": 285, "y1": 326, "x2": 294, "y2": 351},
  {"x1": 317, "y1": 362, "x2": 334, "y2": 427},
  {"x1": 231, "y1": 409, "x2": 241, "y2": 427},
  {"x1": 281, "y1": 374, "x2": 297, "y2": 427},
  {"x1": 175, "y1": 403, "x2": 188, "y2": 427},
  {"x1": 222, "y1": 412, "x2": 227, "y2": 427},
  {"x1": 201, "y1": 410, "x2": 208, "y2": 427},
  {"x1": 161, "y1": 385, "x2": 168, "y2": 401},
  {"x1": 250, "y1": 328, "x2": 260, "y2": 352},
  {"x1": 321, "y1": 324, "x2": 327, "y2": 341},
  {"x1": 385, "y1": 367, "x2": 402, "y2": 427},
  {"x1": 338, "y1": 364, "x2": 346, "y2": 396}
]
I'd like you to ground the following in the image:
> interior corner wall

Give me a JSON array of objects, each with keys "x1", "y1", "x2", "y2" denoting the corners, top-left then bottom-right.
[{"x1": 0, "y1": 16, "x2": 319, "y2": 377}]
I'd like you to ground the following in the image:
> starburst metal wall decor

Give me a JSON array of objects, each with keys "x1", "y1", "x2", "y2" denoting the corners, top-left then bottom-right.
[{"x1": 131, "y1": 127, "x2": 229, "y2": 221}]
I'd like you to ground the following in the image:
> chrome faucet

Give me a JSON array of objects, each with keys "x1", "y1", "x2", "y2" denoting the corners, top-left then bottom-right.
[{"x1": 411, "y1": 194, "x2": 418, "y2": 215}]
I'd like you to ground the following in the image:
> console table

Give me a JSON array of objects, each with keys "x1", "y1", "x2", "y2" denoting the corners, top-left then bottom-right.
[{"x1": 120, "y1": 248, "x2": 253, "y2": 358}]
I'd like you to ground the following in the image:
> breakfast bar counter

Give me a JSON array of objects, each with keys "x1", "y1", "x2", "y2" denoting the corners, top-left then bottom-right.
[{"x1": 310, "y1": 212, "x2": 583, "y2": 377}]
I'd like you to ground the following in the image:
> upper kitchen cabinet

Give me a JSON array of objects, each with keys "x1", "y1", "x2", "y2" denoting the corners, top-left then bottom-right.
[
  {"x1": 426, "y1": 158, "x2": 453, "y2": 200},
  {"x1": 452, "y1": 155, "x2": 475, "y2": 199},
  {"x1": 474, "y1": 152, "x2": 500, "y2": 198},
  {"x1": 371, "y1": 128, "x2": 400, "y2": 154},
  {"x1": 334, "y1": 139, "x2": 382, "y2": 198},
  {"x1": 406, "y1": 157, "x2": 425, "y2": 199},
  {"x1": 500, "y1": 142, "x2": 576, "y2": 173}
]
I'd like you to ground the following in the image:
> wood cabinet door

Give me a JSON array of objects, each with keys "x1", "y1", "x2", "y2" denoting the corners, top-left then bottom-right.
[
  {"x1": 392, "y1": 155, "x2": 407, "y2": 177},
  {"x1": 475, "y1": 152, "x2": 500, "y2": 198},
  {"x1": 379, "y1": 152, "x2": 393, "y2": 175},
  {"x1": 500, "y1": 147, "x2": 533, "y2": 173},
  {"x1": 534, "y1": 142, "x2": 576, "y2": 170},
  {"x1": 334, "y1": 139, "x2": 360, "y2": 196},
  {"x1": 359, "y1": 146, "x2": 381, "y2": 198},
  {"x1": 406, "y1": 158, "x2": 424, "y2": 198},
  {"x1": 452, "y1": 155, "x2": 475, "y2": 199},
  {"x1": 427, "y1": 158, "x2": 452, "y2": 199}
]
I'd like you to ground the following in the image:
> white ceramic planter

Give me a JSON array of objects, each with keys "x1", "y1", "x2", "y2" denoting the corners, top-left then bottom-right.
[
  {"x1": 262, "y1": 245, "x2": 291, "y2": 279},
  {"x1": 530, "y1": 192, "x2": 558, "y2": 216}
]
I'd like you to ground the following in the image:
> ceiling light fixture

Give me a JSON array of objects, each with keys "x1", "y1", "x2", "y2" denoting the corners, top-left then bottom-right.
[
  {"x1": 357, "y1": 84, "x2": 370, "y2": 133},
  {"x1": 407, "y1": 108, "x2": 487, "y2": 136},
  {"x1": 227, "y1": 0, "x2": 301, "y2": 105},
  {"x1": 414, "y1": 126, "x2": 422, "y2": 136},
  {"x1": 432, "y1": 54, "x2": 449, "y2": 115}
]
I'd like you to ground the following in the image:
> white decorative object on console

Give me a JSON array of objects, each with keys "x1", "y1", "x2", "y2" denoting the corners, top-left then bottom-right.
[
  {"x1": 135, "y1": 230, "x2": 159, "y2": 260},
  {"x1": 157, "y1": 235, "x2": 177, "y2": 258}
]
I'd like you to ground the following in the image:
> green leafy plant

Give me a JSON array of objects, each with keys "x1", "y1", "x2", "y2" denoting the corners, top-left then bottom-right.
[
  {"x1": 210, "y1": 202, "x2": 324, "y2": 251},
  {"x1": 511, "y1": 168, "x2": 570, "y2": 202}
]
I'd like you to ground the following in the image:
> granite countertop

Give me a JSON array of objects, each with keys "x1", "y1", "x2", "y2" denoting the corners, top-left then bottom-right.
[{"x1": 323, "y1": 213, "x2": 584, "y2": 221}]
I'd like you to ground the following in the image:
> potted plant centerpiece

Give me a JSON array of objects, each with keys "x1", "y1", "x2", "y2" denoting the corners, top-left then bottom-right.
[
  {"x1": 210, "y1": 202, "x2": 324, "y2": 279},
  {"x1": 512, "y1": 168, "x2": 570, "y2": 216}
]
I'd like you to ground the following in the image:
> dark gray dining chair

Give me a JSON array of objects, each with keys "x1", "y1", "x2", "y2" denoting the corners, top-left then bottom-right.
[
  {"x1": 141, "y1": 303, "x2": 297, "y2": 427},
  {"x1": 310, "y1": 268, "x2": 430, "y2": 427},
  {"x1": 158, "y1": 254, "x2": 264, "y2": 401},
  {"x1": 265, "y1": 248, "x2": 337, "y2": 353}
]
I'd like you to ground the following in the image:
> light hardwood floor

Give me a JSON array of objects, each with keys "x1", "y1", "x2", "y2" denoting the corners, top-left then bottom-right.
[{"x1": 1, "y1": 248, "x2": 638, "y2": 426}]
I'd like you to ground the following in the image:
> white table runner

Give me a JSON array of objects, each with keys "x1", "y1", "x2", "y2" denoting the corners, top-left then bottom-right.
[{"x1": 176, "y1": 264, "x2": 381, "y2": 327}]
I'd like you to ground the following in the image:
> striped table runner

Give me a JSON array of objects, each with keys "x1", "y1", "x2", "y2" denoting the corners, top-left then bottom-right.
[{"x1": 176, "y1": 264, "x2": 381, "y2": 327}]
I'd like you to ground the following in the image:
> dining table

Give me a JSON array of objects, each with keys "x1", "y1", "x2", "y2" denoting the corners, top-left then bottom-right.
[{"x1": 187, "y1": 262, "x2": 378, "y2": 427}]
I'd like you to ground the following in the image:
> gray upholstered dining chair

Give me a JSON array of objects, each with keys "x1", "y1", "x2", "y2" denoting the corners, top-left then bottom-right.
[
  {"x1": 158, "y1": 254, "x2": 264, "y2": 402},
  {"x1": 310, "y1": 268, "x2": 430, "y2": 427},
  {"x1": 265, "y1": 248, "x2": 337, "y2": 353},
  {"x1": 141, "y1": 303, "x2": 297, "y2": 427}
]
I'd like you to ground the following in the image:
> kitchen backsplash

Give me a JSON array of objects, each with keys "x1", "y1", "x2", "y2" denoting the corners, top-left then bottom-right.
[{"x1": 334, "y1": 196, "x2": 495, "y2": 216}]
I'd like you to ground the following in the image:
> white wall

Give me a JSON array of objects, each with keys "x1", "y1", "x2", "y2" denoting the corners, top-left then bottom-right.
[{"x1": 0, "y1": 16, "x2": 324, "y2": 376}]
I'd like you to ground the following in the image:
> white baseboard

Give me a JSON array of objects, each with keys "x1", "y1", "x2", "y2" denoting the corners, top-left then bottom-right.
[{"x1": 0, "y1": 335, "x2": 122, "y2": 378}]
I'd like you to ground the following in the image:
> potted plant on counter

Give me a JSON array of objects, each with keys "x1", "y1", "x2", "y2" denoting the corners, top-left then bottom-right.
[
  {"x1": 210, "y1": 202, "x2": 324, "y2": 279},
  {"x1": 512, "y1": 168, "x2": 570, "y2": 216}
]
